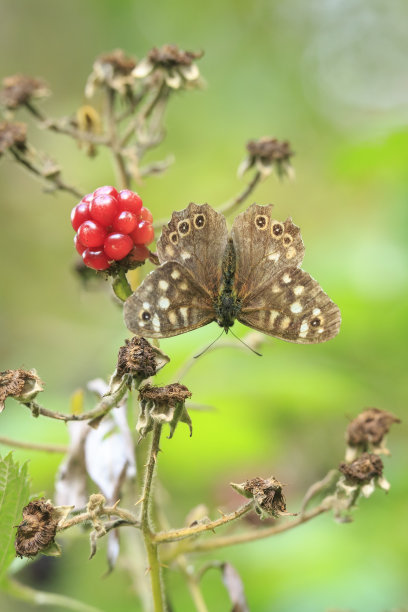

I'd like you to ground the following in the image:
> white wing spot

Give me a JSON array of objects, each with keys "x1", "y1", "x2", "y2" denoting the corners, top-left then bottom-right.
[
  {"x1": 181, "y1": 251, "x2": 191, "y2": 260},
  {"x1": 318, "y1": 328, "x2": 324, "y2": 334},
  {"x1": 158, "y1": 297, "x2": 170, "y2": 310},
  {"x1": 171, "y1": 269, "x2": 181, "y2": 280},
  {"x1": 158, "y1": 280, "x2": 169, "y2": 291},
  {"x1": 168, "y1": 311, "x2": 178, "y2": 325},
  {"x1": 179, "y1": 281, "x2": 188, "y2": 291},
  {"x1": 282, "y1": 273, "x2": 291, "y2": 284},
  {"x1": 179, "y1": 306, "x2": 189, "y2": 324},
  {"x1": 300, "y1": 321, "x2": 309, "y2": 333},
  {"x1": 144, "y1": 284, "x2": 152, "y2": 293},
  {"x1": 152, "y1": 314, "x2": 161, "y2": 332},
  {"x1": 268, "y1": 252, "x2": 280, "y2": 262},
  {"x1": 138, "y1": 321, "x2": 145, "y2": 328},
  {"x1": 272, "y1": 284, "x2": 281, "y2": 293},
  {"x1": 143, "y1": 302, "x2": 151, "y2": 310},
  {"x1": 293, "y1": 285, "x2": 304, "y2": 296},
  {"x1": 313, "y1": 308, "x2": 321, "y2": 316},
  {"x1": 165, "y1": 245, "x2": 175, "y2": 257},
  {"x1": 280, "y1": 316, "x2": 291, "y2": 330},
  {"x1": 286, "y1": 246, "x2": 296, "y2": 259},
  {"x1": 269, "y1": 310, "x2": 279, "y2": 326},
  {"x1": 290, "y1": 302, "x2": 303, "y2": 314}
]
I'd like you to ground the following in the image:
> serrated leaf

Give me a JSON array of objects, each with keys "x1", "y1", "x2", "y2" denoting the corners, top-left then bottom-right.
[{"x1": 0, "y1": 453, "x2": 30, "y2": 581}]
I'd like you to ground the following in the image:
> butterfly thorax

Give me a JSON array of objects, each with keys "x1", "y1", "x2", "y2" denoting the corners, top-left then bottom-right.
[{"x1": 214, "y1": 238, "x2": 242, "y2": 331}]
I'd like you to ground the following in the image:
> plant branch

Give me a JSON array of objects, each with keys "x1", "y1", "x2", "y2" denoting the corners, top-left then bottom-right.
[
  {"x1": 58, "y1": 504, "x2": 139, "y2": 531},
  {"x1": 3, "y1": 577, "x2": 102, "y2": 612},
  {"x1": 218, "y1": 170, "x2": 262, "y2": 217},
  {"x1": 105, "y1": 87, "x2": 129, "y2": 189},
  {"x1": 153, "y1": 500, "x2": 254, "y2": 544},
  {"x1": 140, "y1": 422, "x2": 165, "y2": 612},
  {"x1": 170, "y1": 502, "x2": 329, "y2": 558},
  {"x1": 0, "y1": 436, "x2": 67, "y2": 453},
  {"x1": 23, "y1": 376, "x2": 130, "y2": 423},
  {"x1": 9, "y1": 147, "x2": 82, "y2": 198}
]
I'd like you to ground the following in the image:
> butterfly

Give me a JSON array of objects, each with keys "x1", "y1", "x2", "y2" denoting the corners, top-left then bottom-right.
[{"x1": 124, "y1": 203, "x2": 341, "y2": 344}]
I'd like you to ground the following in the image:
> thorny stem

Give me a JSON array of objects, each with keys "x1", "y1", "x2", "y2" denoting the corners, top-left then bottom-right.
[
  {"x1": 23, "y1": 376, "x2": 130, "y2": 422},
  {"x1": 166, "y1": 502, "x2": 329, "y2": 559},
  {"x1": 153, "y1": 500, "x2": 254, "y2": 544},
  {"x1": 58, "y1": 504, "x2": 139, "y2": 531},
  {"x1": 140, "y1": 423, "x2": 165, "y2": 612},
  {"x1": 0, "y1": 436, "x2": 67, "y2": 453}
]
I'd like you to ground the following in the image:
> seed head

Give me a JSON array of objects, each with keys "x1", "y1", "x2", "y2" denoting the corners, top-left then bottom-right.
[
  {"x1": 137, "y1": 383, "x2": 192, "y2": 438},
  {"x1": 116, "y1": 337, "x2": 169, "y2": 381},
  {"x1": 0, "y1": 369, "x2": 44, "y2": 412},
  {"x1": 15, "y1": 499, "x2": 58, "y2": 558},
  {"x1": 133, "y1": 44, "x2": 203, "y2": 90},
  {"x1": 238, "y1": 136, "x2": 294, "y2": 180},
  {"x1": 0, "y1": 75, "x2": 49, "y2": 109},
  {"x1": 0, "y1": 121, "x2": 27, "y2": 156}
]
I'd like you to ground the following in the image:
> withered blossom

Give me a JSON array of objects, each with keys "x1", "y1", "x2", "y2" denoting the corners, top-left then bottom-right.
[
  {"x1": 345, "y1": 408, "x2": 401, "y2": 460},
  {"x1": 0, "y1": 75, "x2": 49, "y2": 109},
  {"x1": 0, "y1": 368, "x2": 44, "y2": 413},
  {"x1": 116, "y1": 336, "x2": 169, "y2": 381},
  {"x1": 15, "y1": 499, "x2": 72, "y2": 558},
  {"x1": 0, "y1": 121, "x2": 27, "y2": 155},
  {"x1": 85, "y1": 49, "x2": 138, "y2": 98},
  {"x1": 238, "y1": 137, "x2": 294, "y2": 180},
  {"x1": 138, "y1": 383, "x2": 192, "y2": 438},
  {"x1": 231, "y1": 476, "x2": 294, "y2": 519},
  {"x1": 75, "y1": 105, "x2": 102, "y2": 157},
  {"x1": 338, "y1": 453, "x2": 390, "y2": 498},
  {"x1": 133, "y1": 44, "x2": 203, "y2": 90}
]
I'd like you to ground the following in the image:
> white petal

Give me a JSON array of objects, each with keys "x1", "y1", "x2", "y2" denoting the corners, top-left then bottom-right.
[
  {"x1": 179, "y1": 63, "x2": 200, "y2": 81},
  {"x1": 132, "y1": 58, "x2": 154, "y2": 78},
  {"x1": 165, "y1": 70, "x2": 182, "y2": 89}
]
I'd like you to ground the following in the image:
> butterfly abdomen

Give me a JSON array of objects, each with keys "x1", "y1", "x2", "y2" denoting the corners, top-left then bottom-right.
[{"x1": 215, "y1": 239, "x2": 241, "y2": 330}]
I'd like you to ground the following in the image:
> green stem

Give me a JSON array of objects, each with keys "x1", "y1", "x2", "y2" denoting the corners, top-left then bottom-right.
[
  {"x1": 140, "y1": 423, "x2": 165, "y2": 611},
  {"x1": 112, "y1": 269, "x2": 133, "y2": 301},
  {"x1": 2, "y1": 577, "x2": 102, "y2": 612}
]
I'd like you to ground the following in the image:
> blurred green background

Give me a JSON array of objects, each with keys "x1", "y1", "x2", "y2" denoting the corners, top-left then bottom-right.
[{"x1": 0, "y1": 0, "x2": 407, "y2": 610}]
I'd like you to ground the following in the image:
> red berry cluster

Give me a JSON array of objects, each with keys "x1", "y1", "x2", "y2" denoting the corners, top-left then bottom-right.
[{"x1": 71, "y1": 186, "x2": 154, "y2": 271}]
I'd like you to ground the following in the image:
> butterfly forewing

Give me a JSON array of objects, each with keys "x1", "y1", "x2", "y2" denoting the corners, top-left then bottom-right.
[
  {"x1": 123, "y1": 261, "x2": 215, "y2": 338},
  {"x1": 157, "y1": 203, "x2": 228, "y2": 297},
  {"x1": 238, "y1": 267, "x2": 341, "y2": 343},
  {"x1": 231, "y1": 203, "x2": 305, "y2": 300}
]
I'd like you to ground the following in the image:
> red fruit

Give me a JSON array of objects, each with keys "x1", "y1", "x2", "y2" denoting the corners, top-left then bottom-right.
[
  {"x1": 77, "y1": 220, "x2": 107, "y2": 248},
  {"x1": 131, "y1": 221, "x2": 154, "y2": 245},
  {"x1": 118, "y1": 190, "x2": 143, "y2": 215},
  {"x1": 74, "y1": 234, "x2": 86, "y2": 255},
  {"x1": 112, "y1": 211, "x2": 138, "y2": 234},
  {"x1": 71, "y1": 201, "x2": 91, "y2": 231},
  {"x1": 93, "y1": 185, "x2": 119, "y2": 199},
  {"x1": 104, "y1": 233, "x2": 133, "y2": 260},
  {"x1": 89, "y1": 194, "x2": 118, "y2": 227},
  {"x1": 139, "y1": 207, "x2": 153, "y2": 223},
  {"x1": 128, "y1": 244, "x2": 150, "y2": 262},
  {"x1": 82, "y1": 248, "x2": 110, "y2": 271}
]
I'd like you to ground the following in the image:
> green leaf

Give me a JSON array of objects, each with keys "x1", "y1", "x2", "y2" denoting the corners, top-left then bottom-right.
[{"x1": 0, "y1": 453, "x2": 30, "y2": 581}]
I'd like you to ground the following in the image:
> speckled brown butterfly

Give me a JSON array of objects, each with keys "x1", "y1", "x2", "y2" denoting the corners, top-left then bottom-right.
[{"x1": 124, "y1": 203, "x2": 341, "y2": 344}]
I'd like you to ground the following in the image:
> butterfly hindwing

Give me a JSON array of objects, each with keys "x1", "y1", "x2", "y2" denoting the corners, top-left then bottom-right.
[
  {"x1": 157, "y1": 203, "x2": 228, "y2": 297},
  {"x1": 123, "y1": 261, "x2": 215, "y2": 338},
  {"x1": 238, "y1": 267, "x2": 341, "y2": 343},
  {"x1": 231, "y1": 203, "x2": 305, "y2": 300}
]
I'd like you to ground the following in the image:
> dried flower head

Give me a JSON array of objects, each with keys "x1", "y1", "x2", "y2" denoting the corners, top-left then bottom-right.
[
  {"x1": 231, "y1": 476, "x2": 294, "y2": 519},
  {"x1": 238, "y1": 137, "x2": 294, "y2": 180},
  {"x1": 345, "y1": 408, "x2": 401, "y2": 460},
  {"x1": 0, "y1": 369, "x2": 44, "y2": 413},
  {"x1": 0, "y1": 75, "x2": 49, "y2": 109},
  {"x1": 0, "y1": 121, "x2": 27, "y2": 156},
  {"x1": 75, "y1": 105, "x2": 102, "y2": 157},
  {"x1": 15, "y1": 499, "x2": 58, "y2": 558},
  {"x1": 338, "y1": 453, "x2": 390, "y2": 499},
  {"x1": 133, "y1": 44, "x2": 203, "y2": 90},
  {"x1": 116, "y1": 336, "x2": 169, "y2": 380},
  {"x1": 85, "y1": 49, "x2": 138, "y2": 98},
  {"x1": 137, "y1": 383, "x2": 192, "y2": 438}
]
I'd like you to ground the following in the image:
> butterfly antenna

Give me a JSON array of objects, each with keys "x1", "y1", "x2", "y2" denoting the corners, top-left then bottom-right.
[
  {"x1": 193, "y1": 329, "x2": 225, "y2": 359},
  {"x1": 228, "y1": 328, "x2": 262, "y2": 356}
]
